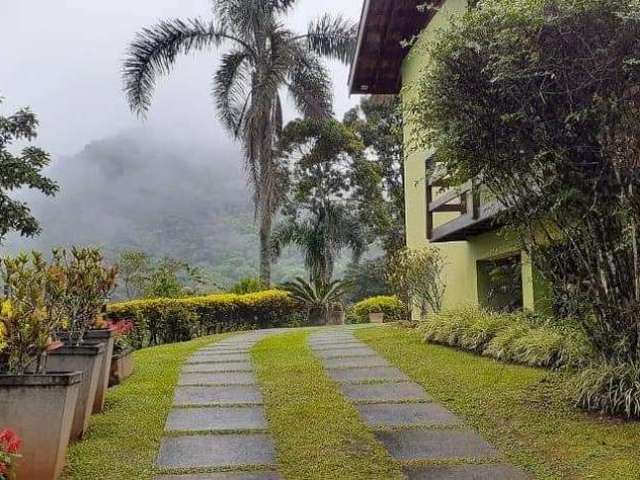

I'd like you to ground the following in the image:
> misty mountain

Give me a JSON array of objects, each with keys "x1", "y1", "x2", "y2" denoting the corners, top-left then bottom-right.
[{"x1": 4, "y1": 128, "x2": 306, "y2": 287}]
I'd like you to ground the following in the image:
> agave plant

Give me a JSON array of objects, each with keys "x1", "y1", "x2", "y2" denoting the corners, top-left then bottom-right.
[{"x1": 281, "y1": 277, "x2": 348, "y2": 326}]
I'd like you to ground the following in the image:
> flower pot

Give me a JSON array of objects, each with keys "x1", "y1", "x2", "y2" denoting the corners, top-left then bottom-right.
[
  {"x1": 369, "y1": 312, "x2": 385, "y2": 324},
  {"x1": 46, "y1": 344, "x2": 106, "y2": 441},
  {"x1": 109, "y1": 347, "x2": 135, "y2": 387},
  {"x1": 82, "y1": 329, "x2": 115, "y2": 414},
  {"x1": 329, "y1": 310, "x2": 346, "y2": 325},
  {"x1": 0, "y1": 372, "x2": 82, "y2": 480}
]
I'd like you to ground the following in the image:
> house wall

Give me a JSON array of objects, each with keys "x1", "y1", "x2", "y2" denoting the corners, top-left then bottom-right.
[{"x1": 400, "y1": 0, "x2": 543, "y2": 318}]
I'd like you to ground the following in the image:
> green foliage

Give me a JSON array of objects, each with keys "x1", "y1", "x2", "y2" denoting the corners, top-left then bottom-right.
[
  {"x1": 273, "y1": 118, "x2": 366, "y2": 285},
  {"x1": 574, "y1": 361, "x2": 640, "y2": 419},
  {"x1": 108, "y1": 290, "x2": 298, "y2": 347},
  {"x1": 408, "y1": 0, "x2": 640, "y2": 365},
  {"x1": 343, "y1": 258, "x2": 389, "y2": 303},
  {"x1": 348, "y1": 296, "x2": 406, "y2": 324},
  {"x1": 122, "y1": 1, "x2": 357, "y2": 284},
  {"x1": 0, "y1": 98, "x2": 58, "y2": 244},
  {"x1": 280, "y1": 277, "x2": 348, "y2": 325},
  {"x1": 387, "y1": 247, "x2": 445, "y2": 317},
  {"x1": 52, "y1": 248, "x2": 118, "y2": 345},
  {"x1": 421, "y1": 307, "x2": 593, "y2": 369},
  {"x1": 344, "y1": 95, "x2": 406, "y2": 260},
  {"x1": 229, "y1": 277, "x2": 267, "y2": 294},
  {"x1": 0, "y1": 253, "x2": 64, "y2": 374}
]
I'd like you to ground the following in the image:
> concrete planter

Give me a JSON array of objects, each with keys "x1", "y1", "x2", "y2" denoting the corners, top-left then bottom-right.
[
  {"x1": 369, "y1": 312, "x2": 385, "y2": 324},
  {"x1": 46, "y1": 344, "x2": 105, "y2": 441},
  {"x1": 109, "y1": 347, "x2": 135, "y2": 387},
  {"x1": 82, "y1": 329, "x2": 114, "y2": 414},
  {"x1": 328, "y1": 310, "x2": 346, "y2": 325},
  {"x1": 0, "y1": 372, "x2": 82, "y2": 480}
]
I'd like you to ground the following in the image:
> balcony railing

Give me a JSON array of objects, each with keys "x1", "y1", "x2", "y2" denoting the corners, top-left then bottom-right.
[{"x1": 426, "y1": 167, "x2": 506, "y2": 242}]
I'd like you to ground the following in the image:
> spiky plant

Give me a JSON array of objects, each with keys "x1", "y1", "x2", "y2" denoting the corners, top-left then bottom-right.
[
  {"x1": 281, "y1": 277, "x2": 348, "y2": 325},
  {"x1": 122, "y1": 1, "x2": 357, "y2": 285}
]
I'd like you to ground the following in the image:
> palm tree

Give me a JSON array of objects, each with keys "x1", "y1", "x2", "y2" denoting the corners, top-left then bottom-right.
[
  {"x1": 122, "y1": 1, "x2": 357, "y2": 285},
  {"x1": 271, "y1": 202, "x2": 365, "y2": 286}
]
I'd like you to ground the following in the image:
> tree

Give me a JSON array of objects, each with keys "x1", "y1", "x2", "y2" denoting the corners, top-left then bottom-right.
[
  {"x1": 344, "y1": 96, "x2": 406, "y2": 260},
  {"x1": 408, "y1": 0, "x2": 640, "y2": 416},
  {"x1": 122, "y1": 0, "x2": 357, "y2": 286},
  {"x1": 343, "y1": 257, "x2": 389, "y2": 303},
  {"x1": 271, "y1": 118, "x2": 365, "y2": 285},
  {"x1": 0, "y1": 98, "x2": 58, "y2": 244}
]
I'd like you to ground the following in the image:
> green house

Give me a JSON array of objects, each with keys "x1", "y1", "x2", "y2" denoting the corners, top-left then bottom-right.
[{"x1": 349, "y1": 0, "x2": 548, "y2": 316}]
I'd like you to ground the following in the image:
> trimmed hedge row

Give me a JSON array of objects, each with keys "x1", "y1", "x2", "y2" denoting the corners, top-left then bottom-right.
[
  {"x1": 108, "y1": 290, "x2": 299, "y2": 348},
  {"x1": 420, "y1": 307, "x2": 594, "y2": 369},
  {"x1": 348, "y1": 296, "x2": 407, "y2": 324}
]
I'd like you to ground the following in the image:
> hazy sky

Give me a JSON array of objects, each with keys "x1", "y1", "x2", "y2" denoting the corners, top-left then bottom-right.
[{"x1": 0, "y1": 0, "x2": 364, "y2": 158}]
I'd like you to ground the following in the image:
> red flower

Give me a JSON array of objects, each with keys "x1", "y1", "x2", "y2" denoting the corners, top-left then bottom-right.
[
  {"x1": 0, "y1": 429, "x2": 22, "y2": 455},
  {"x1": 107, "y1": 319, "x2": 135, "y2": 338}
]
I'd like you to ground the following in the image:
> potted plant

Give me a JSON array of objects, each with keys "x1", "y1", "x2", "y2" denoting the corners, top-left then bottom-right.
[
  {"x1": 0, "y1": 428, "x2": 22, "y2": 480},
  {"x1": 47, "y1": 247, "x2": 117, "y2": 441},
  {"x1": 107, "y1": 318, "x2": 135, "y2": 387},
  {"x1": 0, "y1": 253, "x2": 82, "y2": 480}
]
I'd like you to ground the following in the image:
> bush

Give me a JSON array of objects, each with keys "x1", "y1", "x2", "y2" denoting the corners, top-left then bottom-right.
[
  {"x1": 574, "y1": 361, "x2": 640, "y2": 419},
  {"x1": 229, "y1": 278, "x2": 267, "y2": 294},
  {"x1": 109, "y1": 290, "x2": 298, "y2": 348},
  {"x1": 348, "y1": 296, "x2": 406, "y2": 324},
  {"x1": 422, "y1": 307, "x2": 593, "y2": 369}
]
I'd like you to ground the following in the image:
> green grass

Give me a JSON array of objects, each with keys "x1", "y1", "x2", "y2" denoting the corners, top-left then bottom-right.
[
  {"x1": 61, "y1": 334, "x2": 231, "y2": 480},
  {"x1": 356, "y1": 326, "x2": 640, "y2": 480},
  {"x1": 252, "y1": 330, "x2": 404, "y2": 480}
]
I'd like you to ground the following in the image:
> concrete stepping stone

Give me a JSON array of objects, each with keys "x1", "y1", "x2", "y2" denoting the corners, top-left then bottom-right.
[
  {"x1": 375, "y1": 430, "x2": 498, "y2": 461},
  {"x1": 155, "y1": 473, "x2": 281, "y2": 480},
  {"x1": 178, "y1": 372, "x2": 256, "y2": 386},
  {"x1": 404, "y1": 464, "x2": 529, "y2": 480},
  {"x1": 156, "y1": 433, "x2": 275, "y2": 468},
  {"x1": 340, "y1": 382, "x2": 430, "y2": 403},
  {"x1": 323, "y1": 356, "x2": 390, "y2": 369},
  {"x1": 187, "y1": 353, "x2": 251, "y2": 363},
  {"x1": 182, "y1": 362, "x2": 253, "y2": 373},
  {"x1": 165, "y1": 406, "x2": 267, "y2": 432},
  {"x1": 174, "y1": 385, "x2": 262, "y2": 406},
  {"x1": 356, "y1": 403, "x2": 462, "y2": 427},
  {"x1": 327, "y1": 366, "x2": 409, "y2": 383},
  {"x1": 315, "y1": 347, "x2": 377, "y2": 359}
]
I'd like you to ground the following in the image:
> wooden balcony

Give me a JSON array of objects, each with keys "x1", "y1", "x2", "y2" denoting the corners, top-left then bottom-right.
[{"x1": 426, "y1": 168, "x2": 507, "y2": 243}]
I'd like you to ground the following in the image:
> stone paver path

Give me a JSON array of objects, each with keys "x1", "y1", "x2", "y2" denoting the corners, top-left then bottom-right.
[
  {"x1": 155, "y1": 331, "x2": 282, "y2": 480},
  {"x1": 309, "y1": 328, "x2": 530, "y2": 480}
]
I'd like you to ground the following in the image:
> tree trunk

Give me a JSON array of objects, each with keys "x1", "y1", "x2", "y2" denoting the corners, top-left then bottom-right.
[{"x1": 259, "y1": 208, "x2": 272, "y2": 287}]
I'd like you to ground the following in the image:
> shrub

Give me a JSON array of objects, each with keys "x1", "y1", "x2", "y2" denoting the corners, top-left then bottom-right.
[
  {"x1": 108, "y1": 290, "x2": 298, "y2": 347},
  {"x1": 422, "y1": 307, "x2": 593, "y2": 369},
  {"x1": 574, "y1": 361, "x2": 640, "y2": 419},
  {"x1": 348, "y1": 296, "x2": 406, "y2": 324},
  {"x1": 229, "y1": 278, "x2": 267, "y2": 294}
]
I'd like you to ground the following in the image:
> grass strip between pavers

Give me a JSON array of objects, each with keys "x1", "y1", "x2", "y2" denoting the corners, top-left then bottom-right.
[
  {"x1": 252, "y1": 330, "x2": 405, "y2": 480},
  {"x1": 61, "y1": 333, "x2": 232, "y2": 480},
  {"x1": 356, "y1": 325, "x2": 640, "y2": 480}
]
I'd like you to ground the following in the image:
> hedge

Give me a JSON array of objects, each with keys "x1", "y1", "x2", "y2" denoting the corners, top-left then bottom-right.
[
  {"x1": 420, "y1": 307, "x2": 594, "y2": 369},
  {"x1": 108, "y1": 290, "x2": 299, "y2": 348},
  {"x1": 348, "y1": 296, "x2": 407, "y2": 324}
]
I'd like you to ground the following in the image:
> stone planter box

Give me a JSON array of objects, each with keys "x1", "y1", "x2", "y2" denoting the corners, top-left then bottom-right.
[
  {"x1": 109, "y1": 347, "x2": 135, "y2": 387},
  {"x1": 82, "y1": 329, "x2": 114, "y2": 414},
  {"x1": 369, "y1": 312, "x2": 385, "y2": 324},
  {"x1": 0, "y1": 372, "x2": 82, "y2": 480},
  {"x1": 46, "y1": 344, "x2": 105, "y2": 441},
  {"x1": 328, "y1": 310, "x2": 346, "y2": 325}
]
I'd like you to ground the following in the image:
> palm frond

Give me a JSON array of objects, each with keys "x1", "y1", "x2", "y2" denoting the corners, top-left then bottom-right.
[
  {"x1": 287, "y1": 50, "x2": 333, "y2": 118},
  {"x1": 213, "y1": 50, "x2": 251, "y2": 135},
  {"x1": 304, "y1": 14, "x2": 358, "y2": 65},
  {"x1": 123, "y1": 18, "x2": 243, "y2": 116}
]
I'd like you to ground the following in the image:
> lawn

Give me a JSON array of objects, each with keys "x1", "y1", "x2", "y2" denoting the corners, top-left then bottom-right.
[
  {"x1": 61, "y1": 334, "x2": 231, "y2": 480},
  {"x1": 356, "y1": 325, "x2": 640, "y2": 480},
  {"x1": 252, "y1": 330, "x2": 404, "y2": 480}
]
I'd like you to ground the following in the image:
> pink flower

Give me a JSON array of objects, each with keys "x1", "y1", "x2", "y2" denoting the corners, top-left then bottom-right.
[{"x1": 0, "y1": 429, "x2": 21, "y2": 455}]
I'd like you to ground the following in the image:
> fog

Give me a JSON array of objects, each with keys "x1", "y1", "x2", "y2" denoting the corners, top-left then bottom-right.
[{"x1": 0, "y1": 0, "x2": 364, "y2": 283}]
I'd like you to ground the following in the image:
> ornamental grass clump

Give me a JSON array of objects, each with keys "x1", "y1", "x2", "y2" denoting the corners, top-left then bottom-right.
[{"x1": 0, "y1": 253, "x2": 65, "y2": 374}]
